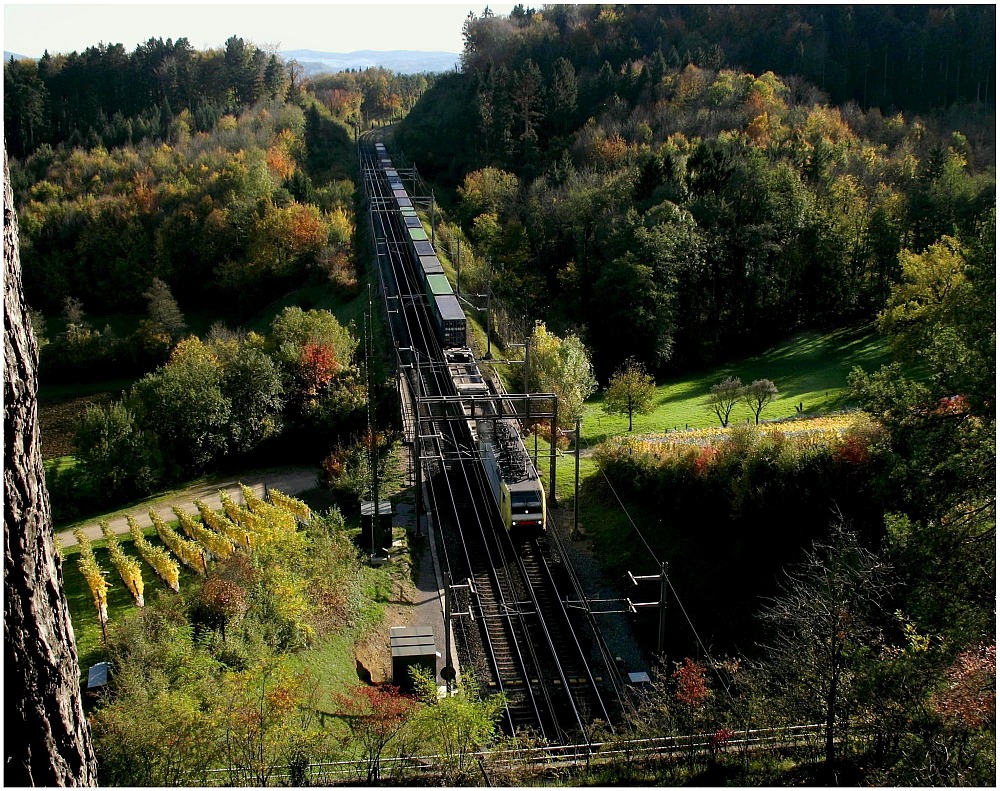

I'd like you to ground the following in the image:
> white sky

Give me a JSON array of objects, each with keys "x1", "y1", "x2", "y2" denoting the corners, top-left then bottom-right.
[{"x1": 3, "y1": 1, "x2": 517, "y2": 58}]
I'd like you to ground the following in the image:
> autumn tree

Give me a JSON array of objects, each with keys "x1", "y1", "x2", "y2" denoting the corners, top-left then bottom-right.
[
  {"x1": 220, "y1": 661, "x2": 327, "y2": 786},
  {"x1": 603, "y1": 358, "x2": 656, "y2": 431},
  {"x1": 269, "y1": 306, "x2": 357, "y2": 374},
  {"x1": 336, "y1": 684, "x2": 419, "y2": 783},
  {"x1": 457, "y1": 167, "x2": 519, "y2": 222},
  {"x1": 197, "y1": 577, "x2": 248, "y2": 641},
  {"x1": 4, "y1": 151, "x2": 98, "y2": 784},
  {"x1": 673, "y1": 657, "x2": 712, "y2": 769},
  {"x1": 527, "y1": 321, "x2": 597, "y2": 428},
  {"x1": 743, "y1": 378, "x2": 778, "y2": 424},
  {"x1": 759, "y1": 523, "x2": 892, "y2": 768},
  {"x1": 850, "y1": 223, "x2": 995, "y2": 525},
  {"x1": 921, "y1": 641, "x2": 997, "y2": 784},
  {"x1": 706, "y1": 376, "x2": 744, "y2": 428}
]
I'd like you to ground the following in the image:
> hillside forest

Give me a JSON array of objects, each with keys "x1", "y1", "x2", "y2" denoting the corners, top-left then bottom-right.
[
  {"x1": 397, "y1": 4, "x2": 994, "y2": 376},
  {"x1": 3, "y1": 4, "x2": 996, "y2": 786}
]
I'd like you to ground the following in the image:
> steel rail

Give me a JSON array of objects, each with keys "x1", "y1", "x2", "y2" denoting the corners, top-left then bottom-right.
[
  {"x1": 362, "y1": 134, "x2": 612, "y2": 741},
  {"x1": 361, "y1": 135, "x2": 544, "y2": 733},
  {"x1": 491, "y1": 369, "x2": 623, "y2": 729},
  {"x1": 364, "y1": 136, "x2": 591, "y2": 739},
  {"x1": 515, "y1": 537, "x2": 611, "y2": 729},
  {"x1": 369, "y1": 141, "x2": 562, "y2": 737}
]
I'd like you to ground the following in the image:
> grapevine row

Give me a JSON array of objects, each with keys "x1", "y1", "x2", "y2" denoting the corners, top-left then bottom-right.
[
  {"x1": 173, "y1": 506, "x2": 235, "y2": 560},
  {"x1": 149, "y1": 509, "x2": 208, "y2": 575},
  {"x1": 195, "y1": 499, "x2": 252, "y2": 550},
  {"x1": 127, "y1": 515, "x2": 181, "y2": 592},
  {"x1": 100, "y1": 521, "x2": 144, "y2": 606},
  {"x1": 73, "y1": 528, "x2": 110, "y2": 629},
  {"x1": 68, "y1": 486, "x2": 307, "y2": 633}
]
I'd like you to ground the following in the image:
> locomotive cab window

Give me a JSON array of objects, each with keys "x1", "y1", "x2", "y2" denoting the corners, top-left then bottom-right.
[{"x1": 511, "y1": 492, "x2": 542, "y2": 512}]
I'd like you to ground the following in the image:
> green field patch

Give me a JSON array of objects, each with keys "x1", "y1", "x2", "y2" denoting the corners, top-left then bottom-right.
[{"x1": 581, "y1": 324, "x2": 891, "y2": 445}]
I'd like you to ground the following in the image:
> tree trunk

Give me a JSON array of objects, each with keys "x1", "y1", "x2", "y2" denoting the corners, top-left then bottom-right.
[
  {"x1": 825, "y1": 648, "x2": 840, "y2": 767},
  {"x1": 4, "y1": 151, "x2": 99, "y2": 785}
]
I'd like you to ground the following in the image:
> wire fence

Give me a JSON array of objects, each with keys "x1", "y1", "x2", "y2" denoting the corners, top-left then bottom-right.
[{"x1": 203, "y1": 723, "x2": 828, "y2": 785}]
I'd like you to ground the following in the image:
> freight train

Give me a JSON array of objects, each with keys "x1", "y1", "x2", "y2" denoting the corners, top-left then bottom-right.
[{"x1": 374, "y1": 141, "x2": 546, "y2": 533}]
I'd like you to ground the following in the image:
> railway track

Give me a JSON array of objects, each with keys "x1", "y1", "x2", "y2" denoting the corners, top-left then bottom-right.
[{"x1": 360, "y1": 133, "x2": 621, "y2": 741}]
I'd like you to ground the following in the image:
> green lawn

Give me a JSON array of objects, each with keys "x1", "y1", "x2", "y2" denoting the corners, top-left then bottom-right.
[
  {"x1": 527, "y1": 324, "x2": 890, "y2": 501},
  {"x1": 285, "y1": 565, "x2": 390, "y2": 719},
  {"x1": 582, "y1": 324, "x2": 891, "y2": 446}
]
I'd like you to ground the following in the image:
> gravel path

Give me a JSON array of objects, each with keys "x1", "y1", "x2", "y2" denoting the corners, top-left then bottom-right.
[
  {"x1": 548, "y1": 508, "x2": 650, "y2": 678},
  {"x1": 56, "y1": 466, "x2": 319, "y2": 548}
]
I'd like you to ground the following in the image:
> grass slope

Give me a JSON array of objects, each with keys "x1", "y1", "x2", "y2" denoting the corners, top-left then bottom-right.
[{"x1": 582, "y1": 324, "x2": 890, "y2": 445}]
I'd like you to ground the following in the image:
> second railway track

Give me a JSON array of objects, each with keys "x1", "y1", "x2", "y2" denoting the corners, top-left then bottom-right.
[{"x1": 360, "y1": 132, "x2": 626, "y2": 742}]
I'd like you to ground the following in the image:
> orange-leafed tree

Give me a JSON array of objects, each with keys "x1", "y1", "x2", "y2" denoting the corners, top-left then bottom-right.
[
  {"x1": 336, "y1": 684, "x2": 419, "y2": 783},
  {"x1": 299, "y1": 342, "x2": 340, "y2": 398}
]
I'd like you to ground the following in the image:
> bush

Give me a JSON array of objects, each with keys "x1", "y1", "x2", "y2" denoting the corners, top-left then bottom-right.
[
  {"x1": 75, "y1": 401, "x2": 163, "y2": 502},
  {"x1": 592, "y1": 419, "x2": 892, "y2": 653}
]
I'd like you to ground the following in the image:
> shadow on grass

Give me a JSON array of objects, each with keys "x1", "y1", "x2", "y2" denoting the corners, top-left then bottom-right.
[{"x1": 583, "y1": 324, "x2": 891, "y2": 443}]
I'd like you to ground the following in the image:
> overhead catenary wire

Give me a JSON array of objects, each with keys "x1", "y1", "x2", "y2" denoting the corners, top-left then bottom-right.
[
  {"x1": 573, "y1": 420, "x2": 736, "y2": 703},
  {"x1": 365, "y1": 134, "x2": 611, "y2": 736}
]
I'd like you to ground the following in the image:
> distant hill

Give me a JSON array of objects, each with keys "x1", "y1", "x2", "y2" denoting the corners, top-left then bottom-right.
[
  {"x1": 4, "y1": 51, "x2": 31, "y2": 62},
  {"x1": 279, "y1": 49, "x2": 458, "y2": 75}
]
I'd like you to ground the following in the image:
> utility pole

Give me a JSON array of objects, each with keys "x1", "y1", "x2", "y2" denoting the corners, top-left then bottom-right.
[
  {"x1": 484, "y1": 256, "x2": 493, "y2": 359},
  {"x1": 628, "y1": 562, "x2": 669, "y2": 657},
  {"x1": 441, "y1": 573, "x2": 469, "y2": 695},
  {"x1": 534, "y1": 423, "x2": 538, "y2": 469},
  {"x1": 443, "y1": 571, "x2": 453, "y2": 695},
  {"x1": 524, "y1": 332, "x2": 531, "y2": 428},
  {"x1": 549, "y1": 398, "x2": 557, "y2": 505},
  {"x1": 363, "y1": 286, "x2": 388, "y2": 564},
  {"x1": 430, "y1": 191, "x2": 436, "y2": 248},
  {"x1": 658, "y1": 561, "x2": 668, "y2": 658},
  {"x1": 573, "y1": 415, "x2": 581, "y2": 540},
  {"x1": 412, "y1": 353, "x2": 422, "y2": 537},
  {"x1": 456, "y1": 240, "x2": 461, "y2": 296}
]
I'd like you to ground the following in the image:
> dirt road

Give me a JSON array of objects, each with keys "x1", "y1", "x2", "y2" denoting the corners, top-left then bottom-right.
[{"x1": 56, "y1": 466, "x2": 319, "y2": 548}]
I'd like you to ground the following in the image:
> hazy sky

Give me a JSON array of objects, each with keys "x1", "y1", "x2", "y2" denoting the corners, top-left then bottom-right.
[{"x1": 3, "y1": 1, "x2": 517, "y2": 58}]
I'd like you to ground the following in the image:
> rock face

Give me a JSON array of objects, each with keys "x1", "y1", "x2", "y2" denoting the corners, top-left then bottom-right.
[{"x1": 4, "y1": 151, "x2": 99, "y2": 786}]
